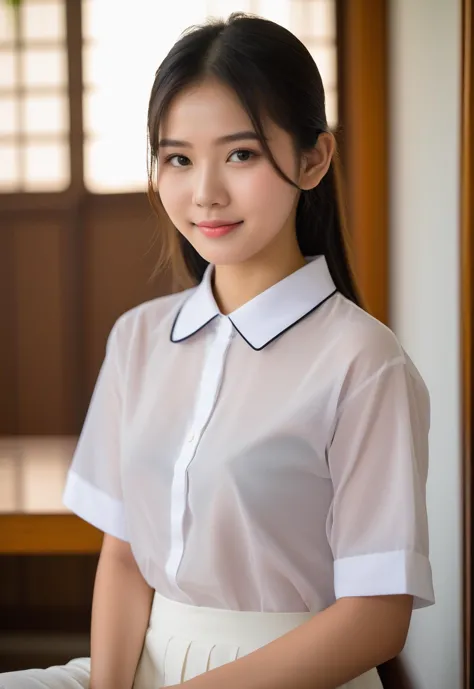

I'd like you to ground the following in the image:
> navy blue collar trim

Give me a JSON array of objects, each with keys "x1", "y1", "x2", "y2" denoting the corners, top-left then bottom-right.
[{"x1": 170, "y1": 289, "x2": 338, "y2": 351}]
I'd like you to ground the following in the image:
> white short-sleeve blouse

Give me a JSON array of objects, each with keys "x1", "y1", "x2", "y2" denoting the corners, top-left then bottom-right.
[{"x1": 63, "y1": 255, "x2": 435, "y2": 613}]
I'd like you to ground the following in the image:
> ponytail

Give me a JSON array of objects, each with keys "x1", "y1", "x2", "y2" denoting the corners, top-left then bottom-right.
[{"x1": 296, "y1": 155, "x2": 362, "y2": 306}]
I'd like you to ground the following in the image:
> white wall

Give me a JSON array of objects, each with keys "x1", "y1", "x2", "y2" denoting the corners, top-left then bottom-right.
[{"x1": 389, "y1": 1, "x2": 463, "y2": 687}]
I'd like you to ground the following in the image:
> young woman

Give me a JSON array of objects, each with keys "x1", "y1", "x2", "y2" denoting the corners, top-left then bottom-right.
[{"x1": 1, "y1": 12, "x2": 435, "y2": 689}]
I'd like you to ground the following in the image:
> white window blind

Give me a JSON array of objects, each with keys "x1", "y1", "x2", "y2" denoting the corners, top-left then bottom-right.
[
  {"x1": 82, "y1": 0, "x2": 337, "y2": 194},
  {"x1": 0, "y1": 0, "x2": 70, "y2": 192}
]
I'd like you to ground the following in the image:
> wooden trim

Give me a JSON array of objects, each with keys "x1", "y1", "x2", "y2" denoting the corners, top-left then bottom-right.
[
  {"x1": 0, "y1": 515, "x2": 103, "y2": 554},
  {"x1": 461, "y1": 1, "x2": 473, "y2": 687},
  {"x1": 337, "y1": 0, "x2": 389, "y2": 324},
  {"x1": 66, "y1": 0, "x2": 85, "y2": 195}
]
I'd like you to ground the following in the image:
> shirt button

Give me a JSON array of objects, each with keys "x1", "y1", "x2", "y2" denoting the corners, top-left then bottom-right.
[{"x1": 188, "y1": 433, "x2": 195, "y2": 443}]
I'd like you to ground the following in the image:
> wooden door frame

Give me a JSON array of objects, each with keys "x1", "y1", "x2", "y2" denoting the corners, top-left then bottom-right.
[
  {"x1": 461, "y1": 0, "x2": 473, "y2": 687},
  {"x1": 336, "y1": 0, "x2": 389, "y2": 325}
]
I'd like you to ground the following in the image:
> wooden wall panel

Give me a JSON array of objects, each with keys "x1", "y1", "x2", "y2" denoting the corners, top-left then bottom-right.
[
  {"x1": 0, "y1": 224, "x2": 18, "y2": 435},
  {"x1": 82, "y1": 194, "x2": 170, "y2": 404},
  {"x1": 0, "y1": 196, "x2": 169, "y2": 434},
  {"x1": 13, "y1": 218, "x2": 68, "y2": 433}
]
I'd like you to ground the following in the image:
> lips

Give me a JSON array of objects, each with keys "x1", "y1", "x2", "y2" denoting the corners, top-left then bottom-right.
[
  {"x1": 194, "y1": 220, "x2": 243, "y2": 238},
  {"x1": 196, "y1": 220, "x2": 240, "y2": 228}
]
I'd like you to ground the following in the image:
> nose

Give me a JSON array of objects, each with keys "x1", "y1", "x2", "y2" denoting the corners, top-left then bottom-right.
[{"x1": 193, "y1": 164, "x2": 229, "y2": 208}]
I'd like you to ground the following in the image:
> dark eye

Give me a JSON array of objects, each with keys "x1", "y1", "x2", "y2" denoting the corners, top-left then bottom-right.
[
  {"x1": 168, "y1": 155, "x2": 191, "y2": 167},
  {"x1": 229, "y1": 149, "x2": 255, "y2": 163}
]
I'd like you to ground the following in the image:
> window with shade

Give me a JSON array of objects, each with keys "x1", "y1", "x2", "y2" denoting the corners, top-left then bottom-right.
[
  {"x1": 0, "y1": 0, "x2": 70, "y2": 192},
  {"x1": 0, "y1": 0, "x2": 337, "y2": 194}
]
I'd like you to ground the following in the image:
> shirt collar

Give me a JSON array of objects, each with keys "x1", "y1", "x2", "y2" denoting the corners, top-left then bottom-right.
[{"x1": 170, "y1": 255, "x2": 337, "y2": 351}]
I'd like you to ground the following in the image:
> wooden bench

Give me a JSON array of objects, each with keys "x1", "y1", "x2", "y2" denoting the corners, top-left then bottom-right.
[{"x1": 0, "y1": 437, "x2": 102, "y2": 554}]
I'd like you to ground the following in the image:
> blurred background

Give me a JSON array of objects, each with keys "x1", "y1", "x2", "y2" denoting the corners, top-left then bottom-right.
[{"x1": 0, "y1": 1, "x2": 471, "y2": 688}]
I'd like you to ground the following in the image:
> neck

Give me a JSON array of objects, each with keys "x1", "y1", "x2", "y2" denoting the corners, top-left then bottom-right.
[{"x1": 212, "y1": 245, "x2": 307, "y2": 315}]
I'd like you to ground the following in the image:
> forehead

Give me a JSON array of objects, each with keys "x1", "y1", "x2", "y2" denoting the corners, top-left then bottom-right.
[{"x1": 159, "y1": 79, "x2": 253, "y2": 137}]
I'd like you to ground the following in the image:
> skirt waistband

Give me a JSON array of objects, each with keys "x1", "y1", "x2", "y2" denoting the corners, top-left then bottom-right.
[{"x1": 150, "y1": 592, "x2": 314, "y2": 647}]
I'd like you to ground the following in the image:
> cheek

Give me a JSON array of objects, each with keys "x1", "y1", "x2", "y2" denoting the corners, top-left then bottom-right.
[
  {"x1": 241, "y1": 166, "x2": 297, "y2": 220},
  {"x1": 157, "y1": 173, "x2": 187, "y2": 221}
]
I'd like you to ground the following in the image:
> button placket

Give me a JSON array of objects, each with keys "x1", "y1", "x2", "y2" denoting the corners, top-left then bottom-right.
[{"x1": 165, "y1": 317, "x2": 234, "y2": 586}]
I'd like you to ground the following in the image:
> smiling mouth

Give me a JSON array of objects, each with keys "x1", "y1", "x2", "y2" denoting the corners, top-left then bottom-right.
[{"x1": 193, "y1": 221, "x2": 243, "y2": 237}]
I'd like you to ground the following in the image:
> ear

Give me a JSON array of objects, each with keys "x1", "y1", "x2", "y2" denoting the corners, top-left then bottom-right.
[{"x1": 298, "y1": 132, "x2": 335, "y2": 191}]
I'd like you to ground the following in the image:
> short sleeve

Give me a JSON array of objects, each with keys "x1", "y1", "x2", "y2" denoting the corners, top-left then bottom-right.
[
  {"x1": 63, "y1": 320, "x2": 128, "y2": 541},
  {"x1": 327, "y1": 358, "x2": 435, "y2": 609}
]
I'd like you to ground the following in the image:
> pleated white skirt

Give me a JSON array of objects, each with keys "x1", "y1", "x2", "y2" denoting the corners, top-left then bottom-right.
[{"x1": 0, "y1": 592, "x2": 384, "y2": 688}]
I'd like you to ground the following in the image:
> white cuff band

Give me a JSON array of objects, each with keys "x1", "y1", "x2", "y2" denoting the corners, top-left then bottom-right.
[
  {"x1": 334, "y1": 549, "x2": 435, "y2": 609},
  {"x1": 63, "y1": 470, "x2": 128, "y2": 542}
]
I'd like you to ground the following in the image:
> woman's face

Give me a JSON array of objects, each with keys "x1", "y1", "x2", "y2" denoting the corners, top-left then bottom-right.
[{"x1": 156, "y1": 78, "x2": 303, "y2": 268}]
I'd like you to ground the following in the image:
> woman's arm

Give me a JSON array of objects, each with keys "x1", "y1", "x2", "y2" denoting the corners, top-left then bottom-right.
[
  {"x1": 173, "y1": 594, "x2": 413, "y2": 689},
  {"x1": 89, "y1": 534, "x2": 154, "y2": 689}
]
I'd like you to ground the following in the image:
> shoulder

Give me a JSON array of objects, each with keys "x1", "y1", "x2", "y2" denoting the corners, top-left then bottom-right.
[
  {"x1": 107, "y1": 288, "x2": 195, "y2": 355},
  {"x1": 329, "y1": 294, "x2": 404, "y2": 369},
  {"x1": 327, "y1": 294, "x2": 428, "y2": 399}
]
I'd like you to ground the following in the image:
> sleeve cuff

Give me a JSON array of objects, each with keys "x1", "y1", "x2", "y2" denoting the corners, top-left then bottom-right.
[
  {"x1": 63, "y1": 470, "x2": 129, "y2": 542},
  {"x1": 334, "y1": 550, "x2": 435, "y2": 609}
]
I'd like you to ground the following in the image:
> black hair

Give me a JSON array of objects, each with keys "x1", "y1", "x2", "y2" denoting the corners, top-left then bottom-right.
[{"x1": 147, "y1": 12, "x2": 361, "y2": 306}]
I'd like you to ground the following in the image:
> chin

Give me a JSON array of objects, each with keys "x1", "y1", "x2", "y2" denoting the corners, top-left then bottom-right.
[
  {"x1": 201, "y1": 249, "x2": 262, "y2": 268},
  {"x1": 189, "y1": 238, "x2": 259, "y2": 268}
]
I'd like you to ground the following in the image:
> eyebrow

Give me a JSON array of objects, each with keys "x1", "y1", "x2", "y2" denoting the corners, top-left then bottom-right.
[{"x1": 158, "y1": 131, "x2": 261, "y2": 148}]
